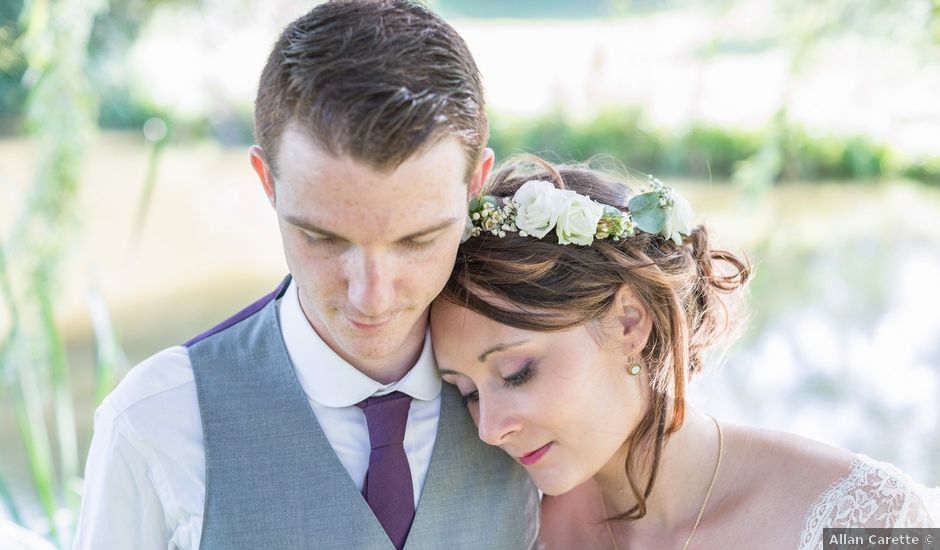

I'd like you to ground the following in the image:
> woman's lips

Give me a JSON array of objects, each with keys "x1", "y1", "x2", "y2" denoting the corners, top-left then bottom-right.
[{"x1": 518, "y1": 442, "x2": 553, "y2": 466}]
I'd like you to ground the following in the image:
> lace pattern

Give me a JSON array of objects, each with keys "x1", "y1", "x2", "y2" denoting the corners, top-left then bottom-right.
[{"x1": 799, "y1": 454, "x2": 940, "y2": 550}]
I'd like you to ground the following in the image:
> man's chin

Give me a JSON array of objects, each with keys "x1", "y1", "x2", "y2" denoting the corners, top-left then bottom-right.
[
  {"x1": 338, "y1": 328, "x2": 412, "y2": 362},
  {"x1": 326, "y1": 310, "x2": 427, "y2": 364}
]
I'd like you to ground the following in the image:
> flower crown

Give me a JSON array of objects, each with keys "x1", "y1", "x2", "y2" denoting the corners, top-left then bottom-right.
[{"x1": 462, "y1": 175, "x2": 695, "y2": 246}]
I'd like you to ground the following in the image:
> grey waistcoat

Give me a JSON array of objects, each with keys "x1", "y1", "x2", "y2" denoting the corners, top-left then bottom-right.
[{"x1": 186, "y1": 276, "x2": 539, "y2": 550}]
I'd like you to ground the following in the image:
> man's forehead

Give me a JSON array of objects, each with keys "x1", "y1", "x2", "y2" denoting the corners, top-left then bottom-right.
[
  {"x1": 271, "y1": 122, "x2": 471, "y2": 244},
  {"x1": 275, "y1": 122, "x2": 469, "y2": 182}
]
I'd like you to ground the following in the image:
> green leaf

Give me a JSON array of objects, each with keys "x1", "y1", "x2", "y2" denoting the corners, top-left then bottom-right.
[
  {"x1": 602, "y1": 205, "x2": 623, "y2": 217},
  {"x1": 627, "y1": 192, "x2": 659, "y2": 212},
  {"x1": 627, "y1": 192, "x2": 665, "y2": 234}
]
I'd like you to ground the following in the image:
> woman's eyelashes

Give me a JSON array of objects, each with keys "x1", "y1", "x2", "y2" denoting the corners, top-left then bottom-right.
[
  {"x1": 461, "y1": 360, "x2": 538, "y2": 405},
  {"x1": 503, "y1": 360, "x2": 536, "y2": 388}
]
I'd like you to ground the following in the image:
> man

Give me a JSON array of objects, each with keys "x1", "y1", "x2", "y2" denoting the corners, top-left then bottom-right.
[{"x1": 72, "y1": 2, "x2": 539, "y2": 549}]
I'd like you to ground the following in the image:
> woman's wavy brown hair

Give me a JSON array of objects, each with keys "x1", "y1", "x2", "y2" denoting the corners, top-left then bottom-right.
[{"x1": 439, "y1": 155, "x2": 751, "y2": 520}]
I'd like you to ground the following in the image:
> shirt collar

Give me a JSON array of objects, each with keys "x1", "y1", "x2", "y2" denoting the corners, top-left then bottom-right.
[{"x1": 278, "y1": 279, "x2": 441, "y2": 408}]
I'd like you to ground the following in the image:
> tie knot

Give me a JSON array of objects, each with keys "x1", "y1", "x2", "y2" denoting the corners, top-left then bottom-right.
[{"x1": 357, "y1": 391, "x2": 412, "y2": 449}]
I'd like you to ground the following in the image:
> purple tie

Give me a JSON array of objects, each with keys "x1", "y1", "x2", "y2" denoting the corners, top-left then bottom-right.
[{"x1": 357, "y1": 391, "x2": 415, "y2": 550}]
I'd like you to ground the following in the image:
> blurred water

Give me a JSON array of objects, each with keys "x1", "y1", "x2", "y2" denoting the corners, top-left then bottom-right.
[{"x1": 695, "y1": 228, "x2": 940, "y2": 486}]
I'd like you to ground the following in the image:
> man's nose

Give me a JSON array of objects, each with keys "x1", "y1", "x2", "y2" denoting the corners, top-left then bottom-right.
[{"x1": 345, "y1": 249, "x2": 396, "y2": 318}]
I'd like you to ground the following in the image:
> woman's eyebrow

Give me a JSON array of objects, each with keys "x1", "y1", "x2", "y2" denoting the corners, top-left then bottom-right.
[{"x1": 477, "y1": 340, "x2": 528, "y2": 362}]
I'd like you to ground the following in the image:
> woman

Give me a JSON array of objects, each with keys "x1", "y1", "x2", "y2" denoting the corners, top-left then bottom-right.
[{"x1": 429, "y1": 156, "x2": 939, "y2": 549}]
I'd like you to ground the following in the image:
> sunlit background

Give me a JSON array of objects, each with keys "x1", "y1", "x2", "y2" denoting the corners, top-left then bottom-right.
[{"x1": 1, "y1": 0, "x2": 938, "y2": 547}]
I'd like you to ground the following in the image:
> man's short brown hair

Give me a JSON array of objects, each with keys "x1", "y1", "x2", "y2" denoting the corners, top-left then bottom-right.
[{"x1": 254, "y1": 0, "x2": 487, "y2": 177}]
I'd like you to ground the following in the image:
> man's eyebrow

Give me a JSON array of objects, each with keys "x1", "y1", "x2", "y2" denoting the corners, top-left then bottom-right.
[
  {"x1": 283, "y1": 215, "x2": 459, "y2": 242},
  {"x1": 399, "y1": 218, "x2": 460, "y2": 241},
  {"x1": 284, "y1": 216, "x2": 342, "y2": 238},
  {"x1": 477, "y1": 340, "x2": 528, "y2": 363}
]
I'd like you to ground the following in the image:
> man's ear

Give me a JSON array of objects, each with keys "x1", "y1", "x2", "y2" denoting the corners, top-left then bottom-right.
[
  {"x1": 250, "y1": 145, "x2": 276, "y2": 208},
  {"x1": 612, "y1": 284, "x2": 653, "y2": 352},
  {"x1": 468, "y1": 147, "x2": 495, "y2": 199}
]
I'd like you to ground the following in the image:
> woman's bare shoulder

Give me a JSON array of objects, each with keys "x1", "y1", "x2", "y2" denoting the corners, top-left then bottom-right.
[{"x1": 719, "y1": 423, "x2": 857, "y2": 512}]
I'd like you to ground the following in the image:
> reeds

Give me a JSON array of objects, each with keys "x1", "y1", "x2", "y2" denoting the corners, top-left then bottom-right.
[{"x1": 0, "y1": 0, "x2": 111, "y2": 547}]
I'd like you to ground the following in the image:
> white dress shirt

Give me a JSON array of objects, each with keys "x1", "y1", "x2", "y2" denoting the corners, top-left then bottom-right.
[{"x1": 72, "y1": 280, "x2": 442, "y2": 550}]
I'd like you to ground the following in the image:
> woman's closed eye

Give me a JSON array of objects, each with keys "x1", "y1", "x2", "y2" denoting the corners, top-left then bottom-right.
[
  {"x1": 503, "y1": 360, "x2": 536, "y2": 388},
  {"x1": 460, "y1": 360, "x2": 537, "y2": 405}
]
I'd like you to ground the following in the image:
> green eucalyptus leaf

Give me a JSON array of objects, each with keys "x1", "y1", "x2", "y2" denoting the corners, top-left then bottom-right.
[
  {"x1": 632, "y1": 208, "x2": 665, "y2": 234},
  {"x1": 627, "y1": 192, "x2": 659, "y2": 212},
  {"x1": 628, "y1": 192, "x2": 665, "y2": 233},
  {"x1": 481, "y1": 196, "x2": 500, "y2": 208},
  {"x1": 602, "y1": 205, "x2": 623, "y2": 217}
]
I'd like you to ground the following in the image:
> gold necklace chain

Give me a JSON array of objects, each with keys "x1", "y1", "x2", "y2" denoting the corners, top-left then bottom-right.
[{"x1": 604, "y1": 417, "x2": 723, "y2": 550}]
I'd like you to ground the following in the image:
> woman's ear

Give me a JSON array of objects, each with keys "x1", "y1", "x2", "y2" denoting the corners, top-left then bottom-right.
[{"x1": 612, "y1": 284, "x2": 652, "y2": 352}]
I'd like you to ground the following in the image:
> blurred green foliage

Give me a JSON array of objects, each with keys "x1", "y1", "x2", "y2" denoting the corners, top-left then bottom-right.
[
  {"x1": 2, "y1": 0, "x2": 109, "y2": 542},
  {"x1": 902, "y1": 157, "x2": 940, "y2": 184},
  {"x1": 1, "y1": 0, "x2": 184, "y2": 545},
  {"x1": 488, "y1": 108, "x2": 938, "y2": 184},
  {"x1": 434, "y1": 0, "x2": 629, "y2": 19},
  {"x1": 0, "y1": 0, "x2": 27, "y2": 131},
  {"x1": 86, "y1": 0, "x2": 195, "y2": 129},
  {"x1": 2, "y1": 0, "x2": 937, "y2": 186},
  {"x1": 0, "y1": 0, "x2": 194, "y2": 133},
  {"x1": 97, "y1": 100, "x2": 932, "y2": 185},
  {"x1": 48, "y1": 99, "x2": 935, "y2": 185}
]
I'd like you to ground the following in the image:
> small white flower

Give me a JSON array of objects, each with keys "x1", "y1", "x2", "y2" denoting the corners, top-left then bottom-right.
[
  {"x1": 512, "y1": 180, "x2": 569, "y2": 239},
  {"x1": 556, "y1": 193, "x2": 605, "y2": 246}
]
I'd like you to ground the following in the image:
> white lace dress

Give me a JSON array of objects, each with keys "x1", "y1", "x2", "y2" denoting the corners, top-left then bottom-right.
[{"x1": 799, "y1": 454, "x2": 940, "y2": 550}]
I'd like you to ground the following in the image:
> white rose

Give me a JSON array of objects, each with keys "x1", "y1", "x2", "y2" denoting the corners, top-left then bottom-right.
[
  {"x1": 661, "y1": 191, "x2": 695, "y2": 244},
  {"x1": 555, "y1": 193, "x2": 605, "y2": 246},
  {"x1": 512, "y1": 180, "x2": 568, "y2": 239}
]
